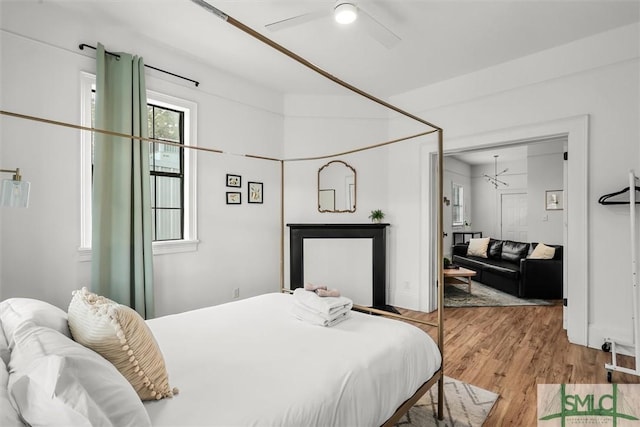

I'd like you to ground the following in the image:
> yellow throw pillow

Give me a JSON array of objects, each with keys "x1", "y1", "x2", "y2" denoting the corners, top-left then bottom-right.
[
  {"x1": 529, "y1": 243, "x2": 556, "y2": 260},
  {"x1": 467, "y1": 237, "x2": 490, "y2": 258},
  {"x1": 67, "y1": 288, "x2": 177, "y2": 401}
]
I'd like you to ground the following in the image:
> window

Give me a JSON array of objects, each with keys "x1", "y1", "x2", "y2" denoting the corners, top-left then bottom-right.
[
  {"x1": 452, "y1": 183, "x2": 464, "y2": 226},
  {"x1": 80, "y1": 72, "x2": 198, "y2": 259},
  {"x1": 148, "y1": 104, "x2": 184, "y2": 241}
]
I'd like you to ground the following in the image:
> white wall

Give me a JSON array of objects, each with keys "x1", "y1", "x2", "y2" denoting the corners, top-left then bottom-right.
[
  {"x1": 471, "y1": 158, "x2": 527, "y2": 239},
  {"x1": 443, "y1": 157, "x2": 471, "y2": 257},
  {"x1": 0, "y1": 2, "x2": 283, "y2": 315},
  {"x1": 526, "y1": 140, "x2": 565, "y2": 245},
  {"x1": 388, "y1": 23, "x2": 640, "y2": 347}
]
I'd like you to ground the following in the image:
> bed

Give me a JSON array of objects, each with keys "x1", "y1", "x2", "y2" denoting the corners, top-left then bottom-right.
[{"x1": 1, "y1": 291, "x2": 442, "y2": 427}]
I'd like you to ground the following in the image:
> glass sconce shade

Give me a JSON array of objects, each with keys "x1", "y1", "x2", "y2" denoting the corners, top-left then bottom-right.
[{"x1": 1, "y1": 179, "x2": 30, "y2": 208}]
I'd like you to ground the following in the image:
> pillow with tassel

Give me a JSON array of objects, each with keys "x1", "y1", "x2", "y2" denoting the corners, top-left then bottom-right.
[{"x1": 67, "y1": 288, "x2": 178, "y2": 401}]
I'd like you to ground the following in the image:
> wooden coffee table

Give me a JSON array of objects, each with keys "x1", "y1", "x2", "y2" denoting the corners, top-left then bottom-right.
[{"x1": 444, "y1": 267, "x2": 477, "y2": 294}]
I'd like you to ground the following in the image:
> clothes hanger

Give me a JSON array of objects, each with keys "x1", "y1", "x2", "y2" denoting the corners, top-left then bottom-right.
[{"x1": 598, "y1": 186, "x2": 640, "y2": 205}]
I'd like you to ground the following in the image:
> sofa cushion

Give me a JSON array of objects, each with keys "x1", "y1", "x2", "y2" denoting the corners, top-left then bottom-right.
[
  {"x1": 487, "y1": 239, "x2": 503, "y2": 259},
  {"x1": 529, "y1": 243, "x2": 556, "y2": 259},
  {"x1": 467, "y1": 237, "x2": 490, "y2": 258},
  {"x1": 501, "y1": 240, "x2": 529, "y2": 263}
]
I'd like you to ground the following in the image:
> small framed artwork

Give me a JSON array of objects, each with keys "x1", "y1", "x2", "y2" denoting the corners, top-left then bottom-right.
[
  {"x1": 545, "y1": 190, "x2": 564, "y2": 210},
  {"x1": 226, "y1": 174, "x2": 241, "y2": 188},
  {"x1": 248, "y1": 182, "x2": 263, "y2": 204},
  {"x1": 226, "y1": 192, "x2": 241, "y2": 205}
]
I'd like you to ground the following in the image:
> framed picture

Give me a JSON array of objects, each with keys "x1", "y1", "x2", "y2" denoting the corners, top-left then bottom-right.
[
  {"x1": 226, "y1": 192, "x2": 241, "y2": 205},
  {"x1": 226, "y1": 174, "x2": 241, "y2": 188},
  {"x1": 545, "y1": 190, "x2": 564, "y2": 210},
  {"x1": 248, "y1": 182, "x2": 263, "y2": 204}
]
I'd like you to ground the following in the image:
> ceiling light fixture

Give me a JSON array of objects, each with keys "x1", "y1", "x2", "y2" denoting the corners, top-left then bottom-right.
[
  {"x1": 0, "y1": 167, "x2": 30, "y2": 208},
  {"x1": 334, "y1": 2, "x2": 358, "y2": 25},
  {"x1": 484, "y1": 155, "x2": 509, "y2": 189}
]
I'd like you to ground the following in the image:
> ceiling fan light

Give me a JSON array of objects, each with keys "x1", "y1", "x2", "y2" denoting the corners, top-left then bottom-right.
[{"x1": 334, "y1": 3, "x2": 357, "y2": 25}]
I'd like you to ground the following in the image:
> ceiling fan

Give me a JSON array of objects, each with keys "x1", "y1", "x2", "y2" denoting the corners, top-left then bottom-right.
[{"x1": 264, "y1": 1, "x2": 401, "y2": 49}]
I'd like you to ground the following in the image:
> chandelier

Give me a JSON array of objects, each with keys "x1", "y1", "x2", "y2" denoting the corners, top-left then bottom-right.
[{"x1": 484, "y1": 155, "x2": 509, "y2": 189}]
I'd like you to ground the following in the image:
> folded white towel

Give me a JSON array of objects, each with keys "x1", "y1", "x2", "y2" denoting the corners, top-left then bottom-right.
[
  {"x1": 291, "y1": 303, "x2": 351, "y2": 327},
  {"x1": 293, "y1": 288, "x2": 353, "y2": 316}
]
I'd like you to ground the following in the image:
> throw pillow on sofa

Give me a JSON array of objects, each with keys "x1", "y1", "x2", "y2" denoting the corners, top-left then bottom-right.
[
  {"x1": 467, "y1": 237, "x2": 490, "y2": 258},
  {"x1": 529, "y1": 243, "x2": 556, "y2": 259}
]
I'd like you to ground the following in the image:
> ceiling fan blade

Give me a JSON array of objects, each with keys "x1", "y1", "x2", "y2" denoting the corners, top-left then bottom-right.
[
  {"x1": 358, "y1": 8, "x2": 401, "y2": 49},
  {"x1": 265, "y1": 10, "x2": 328, "y2": 32}
]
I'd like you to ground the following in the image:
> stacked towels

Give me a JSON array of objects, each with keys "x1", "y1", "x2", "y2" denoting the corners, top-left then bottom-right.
[{"x1": 292, "y1": 287, "x2": 353, "y2": 327}]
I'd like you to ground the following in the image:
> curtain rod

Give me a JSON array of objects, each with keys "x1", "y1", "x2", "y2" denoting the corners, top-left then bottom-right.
[{"x1": 78, "y1": 43, "x2": 200, "y2": 88}]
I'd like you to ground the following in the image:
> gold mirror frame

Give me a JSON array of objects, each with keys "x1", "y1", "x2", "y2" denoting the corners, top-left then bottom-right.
[{"x1": 317, "y1": 160, "x2": 356, "y2": 213}]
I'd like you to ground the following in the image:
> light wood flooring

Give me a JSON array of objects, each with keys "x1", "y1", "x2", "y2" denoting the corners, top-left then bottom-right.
[{"x1": 400, "y1": 304, "x2": 640, "y2": 426}]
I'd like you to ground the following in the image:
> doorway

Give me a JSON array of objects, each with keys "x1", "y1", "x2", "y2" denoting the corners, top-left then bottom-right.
[{"x1": 421, "y1": 115, "x2": 589, "y2": 346}]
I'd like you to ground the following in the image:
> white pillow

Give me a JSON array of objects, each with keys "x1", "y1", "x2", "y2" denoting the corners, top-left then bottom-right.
[
  {"x1": 529, "y1": 243, "x2": 556, "y2": 260},
  {"x1": 7, "y1": 325, "x2": 151, "y2": 427},
  {"x1": 467, "y1": 237, "x2": 490, "y2": 258},
  {"x1": 0, "y1": 327, "x2": 10, "y2": 366},
  {"x1": 1, "y1": 358, "x2": 24, "y2": 427},
  {"x1": 0, "y1": 298, "x2": 70, "y2": 349},
  {"x1": 68, "y1": 288, "x2": 177, "y2": 401}
]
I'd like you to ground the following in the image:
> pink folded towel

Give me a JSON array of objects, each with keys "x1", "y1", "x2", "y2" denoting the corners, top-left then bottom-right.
[
  {"x1": 304, "y1": 283, "x2": 327, "y2": 292},
  {"x1": 315, "y1": 288, "x2": 341, "y2": 297}
]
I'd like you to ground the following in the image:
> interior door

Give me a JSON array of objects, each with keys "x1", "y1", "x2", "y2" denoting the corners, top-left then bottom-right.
[{"x1": 501, "y1": 193, "x2": 528, "y2": 241}]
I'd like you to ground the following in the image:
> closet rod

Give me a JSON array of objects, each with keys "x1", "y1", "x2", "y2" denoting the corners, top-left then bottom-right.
[{"x1": 78, "y1": 44, "x2": 200, "y2": 87}]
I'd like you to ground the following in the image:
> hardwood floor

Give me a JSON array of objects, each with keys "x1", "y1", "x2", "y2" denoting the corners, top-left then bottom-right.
[{"x1": 401, "y1": 304, "x2": 640, "y2": 426}]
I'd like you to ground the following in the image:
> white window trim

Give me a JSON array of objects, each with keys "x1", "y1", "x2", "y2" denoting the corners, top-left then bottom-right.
[{"x1": 79, "y1": 72, "x2": 198, "y2": 261}]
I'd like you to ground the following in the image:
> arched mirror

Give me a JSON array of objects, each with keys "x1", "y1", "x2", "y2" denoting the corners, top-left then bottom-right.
[{"x1": 318, "y1": 160, "x2": 356, "y2": 213}]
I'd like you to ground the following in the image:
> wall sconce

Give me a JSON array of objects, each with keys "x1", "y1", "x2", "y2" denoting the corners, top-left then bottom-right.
[
  {"x1": 1, "y1": 168, "x2": 30, "y2": 208},
  {"x1": 443, "y1": 196, "x2": 450, "y2": 206}
]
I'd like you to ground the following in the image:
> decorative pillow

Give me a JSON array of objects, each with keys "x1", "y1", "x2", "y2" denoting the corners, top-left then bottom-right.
[
  {"x1": 529, "y1": 243, "x2": 556, "y2": 260},
  {"x1": 467, "y1": 237, "x2": 490, "y2": 258},
  {"x1": 7, "y1": 324, "x2": 150, "y2": 427},
  {"x1": 0, "y1": 327, "x2": 10, "y2": 366},
  {"x1": 0, "y1": 298, "x2": 70, "y2": 349},
  {"x1": 67, "y1": 288, "x2": 177, "y2": 401},
  {"x1": 1, "y1": 358, "x2": 24, "y2": 427}
]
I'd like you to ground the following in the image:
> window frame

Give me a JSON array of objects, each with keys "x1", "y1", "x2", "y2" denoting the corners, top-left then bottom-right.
[
  {"x1": 452, "y1": 182, "x2": 464, "y2": 227},
  {"x1": 79, "y1": 72, "x2": 198, "y2": 260}
]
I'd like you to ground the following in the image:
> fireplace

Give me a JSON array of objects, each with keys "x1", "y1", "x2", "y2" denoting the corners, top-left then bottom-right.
[{"x1": 287, "y1": 223, "x2": 393, "y2": 311}]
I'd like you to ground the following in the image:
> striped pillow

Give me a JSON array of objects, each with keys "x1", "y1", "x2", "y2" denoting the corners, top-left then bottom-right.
[{"x1": 67, "y1": 288, "x2": 177, "y2": 401}]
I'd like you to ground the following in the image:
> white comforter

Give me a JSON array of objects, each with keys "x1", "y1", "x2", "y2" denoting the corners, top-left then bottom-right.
[{"x1": 144, "y1": 293, "x2": 441, "y2": 427}]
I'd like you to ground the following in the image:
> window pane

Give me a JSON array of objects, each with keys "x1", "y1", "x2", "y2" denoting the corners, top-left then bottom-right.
[
  {"x1": 154, "y1": 209, "x2": 182, "y2": 240},
  {"x1": 151, "y1": 142, "x2": 181, "y2": 173},
  {"x1": 155, "y1": 176, "x2": 181, "y2": 208},
  {"x1": 152, "y1": 107, "x2": 181, "y2": 142}
]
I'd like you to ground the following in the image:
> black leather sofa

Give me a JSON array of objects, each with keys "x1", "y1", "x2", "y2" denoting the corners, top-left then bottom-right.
[{"x1": 451, "y1": 239, "x2": 563, "y2": 299}]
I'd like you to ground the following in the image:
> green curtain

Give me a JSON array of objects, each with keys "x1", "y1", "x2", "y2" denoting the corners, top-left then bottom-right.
[{"x1": 92, "y1": 43, "x2": 155, "y2": 319}]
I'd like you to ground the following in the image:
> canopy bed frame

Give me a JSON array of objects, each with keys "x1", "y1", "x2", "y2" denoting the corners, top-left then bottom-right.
[{"x1": 0, "y1": 1, "x2": 446, "y2": 424}]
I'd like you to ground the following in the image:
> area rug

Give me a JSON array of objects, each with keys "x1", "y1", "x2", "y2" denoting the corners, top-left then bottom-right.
[
  {"x1": 396, "y1": 376, "x2": 498, "y2": 427},
  {"x1": 445, "y1": 280, "x2": 553, "y2": 308}
]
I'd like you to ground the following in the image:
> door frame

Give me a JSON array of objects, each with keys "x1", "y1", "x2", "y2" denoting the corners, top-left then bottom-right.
[{"x1": 422, "y1": 115, "x2": 588, "y2": 346}]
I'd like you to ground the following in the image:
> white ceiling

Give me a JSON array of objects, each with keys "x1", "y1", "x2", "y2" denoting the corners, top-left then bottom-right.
[{"x1": 46, "y1": 0, "x2": 640, "y2": 97}]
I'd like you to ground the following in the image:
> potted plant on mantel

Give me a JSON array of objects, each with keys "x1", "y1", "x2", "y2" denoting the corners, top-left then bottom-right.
[{"x1": 369, "y1": 209, "x2": 385, "y2": 223}]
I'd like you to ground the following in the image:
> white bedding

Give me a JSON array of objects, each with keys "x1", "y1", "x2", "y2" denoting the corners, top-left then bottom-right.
[{"x1": 144, "y1": 293, "x2": 441, "y2": 427}]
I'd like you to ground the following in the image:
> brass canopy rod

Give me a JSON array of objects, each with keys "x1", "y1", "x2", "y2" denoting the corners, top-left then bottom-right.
[
  {"x1": 0, "y1": 110, "x2": 430, "y2": 163},
  {"x1": 189, "y1": 0, "x2": 442, "y2": 132}
]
